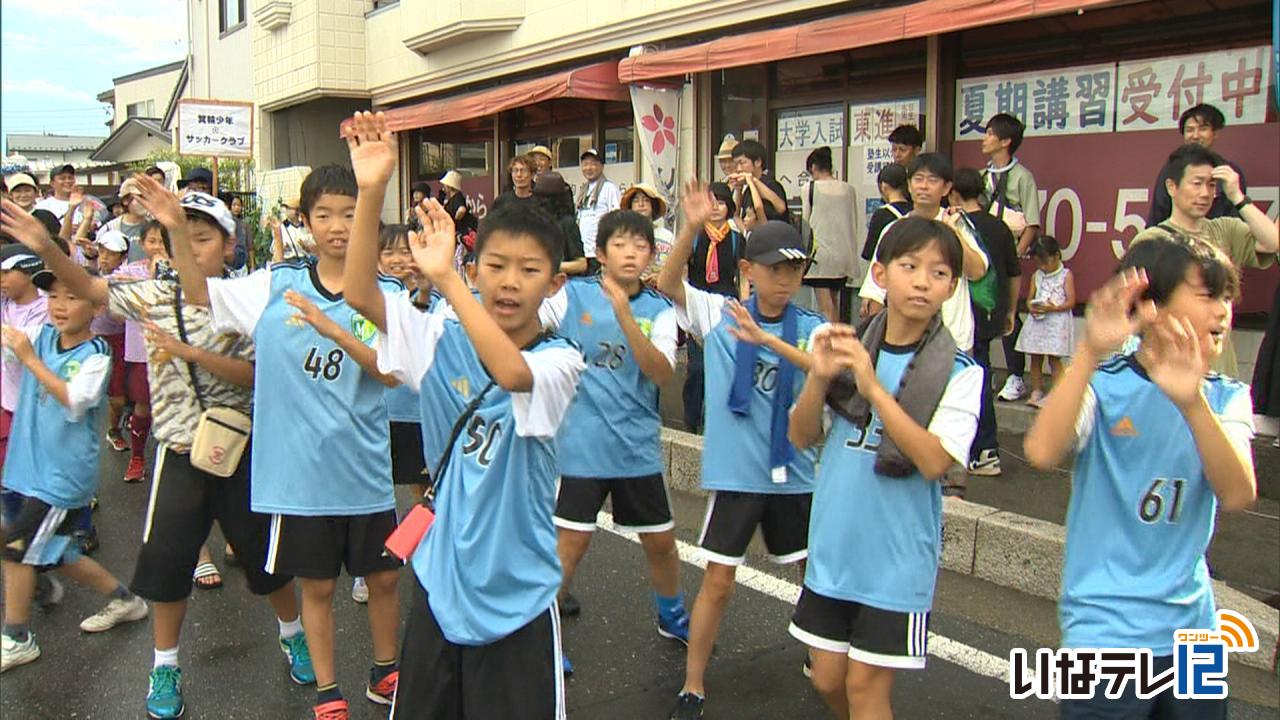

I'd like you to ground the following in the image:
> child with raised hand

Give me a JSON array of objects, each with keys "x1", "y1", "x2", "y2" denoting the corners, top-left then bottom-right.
[
  {"x1": 154, "y1": 164, "x2": 404, "y2": 720},
  {"x1": 1025, "y1": 237, "x2": 1255, "y2": 719},
  {"x1": 0, "y1": 223, "x2": 149, "y2": 672},
  {"x1": 539, "y1": 208, "x2": 689, "y2": 674},
  {"x1": 1015, "y1": 235, "x2": 1074, "y2": 408},
  {"x1": 787, "y1": 217, "x2": 983, "y2": 720},
  {"x1": 657, "y1": 181, "x2": 829, "y2": 720},
  {"x1": 341, "y1": 111, "x2": 584, "y2": 720},
  {"x1": 1, "y1": 184, "x2": 314, "y2": 719},
  {"x1": 0, "y1": 244, "x2": 48, "y2": 469}
]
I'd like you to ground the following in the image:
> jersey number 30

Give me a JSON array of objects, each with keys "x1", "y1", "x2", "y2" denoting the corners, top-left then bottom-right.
[{"x1": 303, "y1": 347, "x2": 345, "y2": 381}]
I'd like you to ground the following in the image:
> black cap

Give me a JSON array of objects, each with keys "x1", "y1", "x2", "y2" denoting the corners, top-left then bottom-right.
[
  {"x1": 179, "y1": 167, "x2": 213, "y2": 187},
  {"x1": 31, "y1": 267, "x2": 57, "y2": 291},
  {"x1": 745, "y1": 221, "x2": 809, "y2": 266},
  {"x1": 1, "y1": 244, "x2": 44, "y2": 273},
  {"x1": 52, "y1": 164, "x2": 75, "y2": 177}
]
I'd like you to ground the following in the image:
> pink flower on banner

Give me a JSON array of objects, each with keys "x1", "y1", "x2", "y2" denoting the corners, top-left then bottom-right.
[{"x1": 641, "y1": 104, "x2": 676, "y2": 155}]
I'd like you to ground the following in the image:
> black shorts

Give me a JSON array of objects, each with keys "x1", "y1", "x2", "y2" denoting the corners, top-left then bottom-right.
[
  {"x1": 391, "y1": 421, "x2": 428, "y2": 486},
  {"x1": 130, "y1": 444, "x2": 292, "y2": 602},
  {"x1": 697, "y1": 490, "x2": 810, "y2": 566},
  {"x1": 554, "y1": 474, "x2": 673, "y2": 533},
  {"x1": 393, "y1": 582, "x2": 565, "y2": 720},
  {"x1": 789, "y1": 586, "x2": 929, "y2": 670},
  {"x1": 0, "y1": 492, "x2": 87, "y2": 567},
  {"x1": 265, "y1": 509, "x2": 401, "y2": 579},
  {"x1": 803, "y1": 277, "x2": 848, "y2": 290},
  {"x1": 1058, "y1": 653, "x2": 1226, "y2": 720}
]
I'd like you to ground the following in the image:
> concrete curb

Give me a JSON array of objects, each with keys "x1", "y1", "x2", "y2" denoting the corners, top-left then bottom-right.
[{"x1": 660, "y1": 427, "x2": 1280, "y2": 672}]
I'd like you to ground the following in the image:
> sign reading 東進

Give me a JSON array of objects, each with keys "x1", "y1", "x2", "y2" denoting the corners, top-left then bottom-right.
[
  {"x1": 177, "y1": 99, "x2": 253, "y2": 158},
  {"x1": 1115, "y1": 46, "x2": 1271, "y2": 132},
  {"x1": 956, "y1": 64, "x2": 1117, "y2": 139}
]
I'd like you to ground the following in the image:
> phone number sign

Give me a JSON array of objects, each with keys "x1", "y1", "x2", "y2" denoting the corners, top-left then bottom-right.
[{"x1": 178, "y1": 99, "x2": 253, "y2": 158}]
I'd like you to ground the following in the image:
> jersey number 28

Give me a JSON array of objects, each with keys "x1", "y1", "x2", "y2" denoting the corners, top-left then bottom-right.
[{"x1": 303, "y1": 347, "x2": 344, "y2": 381}]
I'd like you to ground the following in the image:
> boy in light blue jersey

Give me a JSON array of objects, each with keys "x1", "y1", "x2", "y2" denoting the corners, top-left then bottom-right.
[
  {"x1": 541, "y1": 209, "x2": 689, "y2": 671},
  {"x1": 170, "y1": 166, "x2": 404, "y2": 719},
  {"x1": 342, "y1": 112, "x2": 584, "y2": 720},
  {"x1": 0, "y1": 265, "x2": 148, "y2": 673},
  {"x1": 788, "y1": 217, "x2": 982, "y2": 719},
  {"x1": 1025, "y1": 236, "x2": 1256, "y2": 720},
  {"x1": 657, "y1": 182, "x2": 829, "y2": 720}
]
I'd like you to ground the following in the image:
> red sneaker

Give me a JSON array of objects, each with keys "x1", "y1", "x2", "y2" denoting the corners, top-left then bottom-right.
[
  {"x1": 106, "y1": 430, "x2": 128, "y2": 452},
  {"x1": 313, "y1": 699, "x2": 349, "y2": 720},
  {"x1": 366, "y1": 670, "x2": 399, "y2": 706},
  {"x1": 123, "y1": 457, "x2": 145, "y2": 483}
]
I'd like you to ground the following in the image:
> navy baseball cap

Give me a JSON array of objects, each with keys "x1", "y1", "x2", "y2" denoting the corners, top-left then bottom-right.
[
  {"x1": 745, "y1": 221, "x2": 809, "y2": 266},
  {"x1": 1, "y1": 244, "x2": 43, "y2": 273}
]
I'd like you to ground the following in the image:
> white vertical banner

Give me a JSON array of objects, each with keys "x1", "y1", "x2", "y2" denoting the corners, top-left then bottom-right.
[{"x1": 631, "y1": 85, "x2": 681, "y2": 211}]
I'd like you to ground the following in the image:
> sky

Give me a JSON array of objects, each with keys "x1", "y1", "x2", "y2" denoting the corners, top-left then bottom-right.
[{"x1": 1, "y1": 0, "x2": 187, "y2": 154}]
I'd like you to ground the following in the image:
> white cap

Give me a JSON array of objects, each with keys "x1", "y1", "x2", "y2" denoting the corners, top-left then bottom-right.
[
  {"x1": 96, "y1": 229, "x2": 130, "y2": 253},
  {"x1": 440, "y1": 170, "x2": 463, "y2": 192},
  {"x1": 179, "y1": 192, "x2": 236, "y2": 236},
  {"x1": 5, "y1": 173, "x2": 37, "y2": 192}
]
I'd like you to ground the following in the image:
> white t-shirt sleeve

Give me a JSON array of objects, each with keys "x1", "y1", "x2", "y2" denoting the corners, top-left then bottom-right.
[
  {"x1": 207, "y1": 268, "x2": 272, "y2": 336},
  {"x1": 858, "y1": 222, "x2": 893, "y2": 303},
  {"x1": 65, "y1": 353, "x2": 111, "y2": 421},
  {"x1": 927, "y1": 363, "x2": 984, "y2": 466},
  {"x1": 650, "y1": 307, "x2": 679, "y2": 369},
  {"x1": 1074, "y1": 385, "x2": 1099, "y2": 451},
  {"x1": 673, "y1": 282, "x2": 727, "y2": 339},
  {"x1": 1218, "y1": 386, "x2": 1256, "y2": 459},
  {"x1": 539, "y1": 286, "x2": 569, "y2": 331},
  {"x1": 376, "y1": 290, "x2": 447, "y2": 390},
  {"x1": 603, "y1": 182, "x2": 622, "y2": 211},
  {"x1": 512, "y1": 346, "x2": 586, "y2": 439}
]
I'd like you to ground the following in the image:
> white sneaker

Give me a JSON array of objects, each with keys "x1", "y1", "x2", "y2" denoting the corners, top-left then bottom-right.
[
  {"x1": 1027, "y1": 390, "x2": 1047, "y2": 408},
  {"x1": 80, "y1": 595, "x2": 148, "y2": 633},
  {"x1": 351, "y1": 577, "x2": 369, "y2": 604},
  {"x1": 997, "y1": 375, "x2": 1027, "y2": 401},
  {"x1": 1, "y1": 633, "x2": 40, "y2": 672}
]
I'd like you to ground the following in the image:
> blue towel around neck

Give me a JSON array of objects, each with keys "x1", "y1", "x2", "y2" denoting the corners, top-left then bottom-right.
[{"x1": 728, "y1": 297, "x2": 798, "y2": 484}]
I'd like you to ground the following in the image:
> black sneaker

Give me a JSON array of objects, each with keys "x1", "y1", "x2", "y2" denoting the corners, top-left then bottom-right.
[
  {"x1": 558, "y1": 592, "x2": 581, "y2": 617},
  {"x1": 668, "y1": 692, "x2": 704, "y2": 719},
  {"x1": 75, "y1": 526, "x2": 99, "y2": 555}
]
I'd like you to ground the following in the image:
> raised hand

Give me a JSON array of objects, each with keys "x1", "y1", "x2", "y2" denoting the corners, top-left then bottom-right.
[
  {"x1": 409, "y1": 199, "x2": 457, "y2": 283},
  {"x1": 284, "y1": 289, "x2": 341, "y2": 338},
  {"x1": 724, "y1": 301, "x2": 770, "y2": 346},
  {"x1": 1083, "y1": 268, "x2": 1156, "y2": 357},
  {"x1": 0, "y1": 325, "x2": 34, "y2": 363},
  {"x1": 1211, "y1": 165, "x2": 1243, "y2": 204},
  {"x1": 344, "y1": 111, "x2": 398, "y2": 190},
  {"x1": 830, "y1": 330, "x2": 876, "y2": 394},
  {"x1": 809, "y1": 325, "x2": 855, "y2": 380},
  {"x1": 1145, "y1": 315, "x2": 1207, "y2": 409},
  {"x1": 132, "y1": 173, "x2": 185, "y2": 229},
  {"x1": 67, "y1": 186, "x2": 85, "y2": 209},
  {"x1": 680, "y1": 180, "x2": 715, "y2": 227},
  {"x1": 0, "y1": 198, "x2": 56, "y2": 252}
]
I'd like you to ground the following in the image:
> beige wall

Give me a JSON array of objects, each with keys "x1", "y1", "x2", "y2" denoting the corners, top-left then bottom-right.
[
  {"x1": 112, "y1": 69, "x2": 183, "y2": 131},
  {"x1": 251, "y1": 0, "x2": 369, "y2": 111},
  {"x1": 188, "y1": 0, "x2": 254, "y2": 104}
]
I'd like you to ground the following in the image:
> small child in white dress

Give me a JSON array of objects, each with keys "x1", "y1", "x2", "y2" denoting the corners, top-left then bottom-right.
[{"x1": 1015, "y1": 235, "x2": 1074, "y2": 407}]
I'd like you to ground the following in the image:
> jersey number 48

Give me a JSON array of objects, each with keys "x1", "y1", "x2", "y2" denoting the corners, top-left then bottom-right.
[{"x1": 303, "y1": 347, "x2": 345, "y2": 381}]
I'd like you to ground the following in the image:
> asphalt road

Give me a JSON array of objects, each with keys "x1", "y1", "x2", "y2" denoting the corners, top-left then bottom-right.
[{"x1": 1, "y1": 445, "x2": 1277, "y2": 719}]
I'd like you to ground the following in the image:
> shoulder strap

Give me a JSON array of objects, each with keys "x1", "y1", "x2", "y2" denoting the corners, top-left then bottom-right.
[
  {"x1": 885, "y1": 202, "x2": 906, "y2": 220},
  {"x1": 807, "y1": 180, "x2": 816, "y2": 219},
  {"x1": 173, "y1": 286, "x2": 206, "y2": 411}
]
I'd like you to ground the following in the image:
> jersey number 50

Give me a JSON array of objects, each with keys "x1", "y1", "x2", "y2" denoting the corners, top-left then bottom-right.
[
  {"x1": 462, "y1": 416, "x2": 502, "y2": 467},
  {"x1": 303, "y1": 347, "x2": 345, "y2": 381}
]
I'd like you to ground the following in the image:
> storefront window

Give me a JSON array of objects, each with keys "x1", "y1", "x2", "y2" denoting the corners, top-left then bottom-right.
[
  {"x1": 714, "y1": 65, "x2": 768, "y2": 167},
  {"x1": 604, "y1": 125, "x2": 634, "y2": 165},
  {"x1": 418, "y1": 140, "x2": 492, "y2": 178}
]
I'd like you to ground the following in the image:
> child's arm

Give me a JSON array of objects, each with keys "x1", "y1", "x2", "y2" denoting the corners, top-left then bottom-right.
[
  {"x1": 788, "y1": 325, "x2": 852, "y2": 448},
  {"x1": 342, "y1": 112, "x2": 399, "y2": 333},
  {"x1": 414, "y1": 199, "x2": 542, "y2": 392},
  {"x1": 133, "y1": 174, "x2": 209, "y2": 306},
  {"x1": 837, "y1": 331, "x2": 976, "y2": 479},
  {"x1": 1, "y1": 326, "x2": 108, "y2": 419},
  {"x1": 1145, "y1": 316, "x2": 1256, "y2": 510},
  {"x1": 1052, "y1": 270, "x2": 1076, "y2": 313},
  {"x1": 600, "y1": 275, "x2": 675, "y2": 386},
  {"x1": 723, "y1": 302, "x2": 816, "y2": 372},
  {"x1": 269, "y1": 216, "x2": 285, "y2": 264},
  {"x1": 283, "y1": 290, "x2": 399, "y2": 388},
  {"x1": 656, "y1": 181, "x2": 714, "y2": 309},
  {"x1": 0, "y1": 199, "x2": 108, "y2": 305},
  {"x1": 142, "y1": 320, "x2": 255, "y2": 388},
  {"x1": 1025, "y1": 269, "x2": 1156, "y2": 468}
]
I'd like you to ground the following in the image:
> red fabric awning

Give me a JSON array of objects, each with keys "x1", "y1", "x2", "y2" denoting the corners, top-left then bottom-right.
[
  {"x1": 357, "y1": 61, "x2": 629, "y2": 133},
  {"x1": 618, "y1": 0, "x2": 1129, "y2": 82}
]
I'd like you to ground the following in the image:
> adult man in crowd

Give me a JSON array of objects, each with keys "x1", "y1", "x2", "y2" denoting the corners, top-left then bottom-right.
[
  {"x1": 887, "y1": 124, "x2": 923, "y2": 167},
  {"x1": 576, "y1": 148, "x2": 621, "y2": 263},
  {"x1": 1148, "y1": 104, "x2": 1247, "y2": 225},
  {"x1": 178, "y1": 167, "x2": 214, "y2": 196},
  {"x1": 729, "y1": 139, "x2": 789, "y2": 230},
  {"x1": 34, "y1": 164, "x2": 76, "y2": 220},
  {"x1": 99, "y1": 179, "x2": 150, "y2": 262},
  {"x1": 530, "y1": 145, "x2": 554, "y2": 174}
]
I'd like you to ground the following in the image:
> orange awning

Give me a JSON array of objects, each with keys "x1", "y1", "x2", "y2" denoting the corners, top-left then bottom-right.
[
  {"x1": 360, "y1": 61, "x2": 629, "y2": 133},
  {"x1": 618, "y1": 0, "x2": 1130, "y2": 82}
]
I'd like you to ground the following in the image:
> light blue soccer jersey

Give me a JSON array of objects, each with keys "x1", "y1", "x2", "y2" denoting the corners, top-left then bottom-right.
[
  {"x1": 376, "y1": 292, "x2": 585, "y2": 645},
  {"x1": 209, "y1": 261, "x2": 403, "y2": 516},
  {"x1": 806, "y1": 347, "x2": 982, "y2": 613},
  {"x1": 1061, "y1": 354, "x2": 1254, "y2": 655},
  {"x1": 677, "y1": 283, "x2": 826, "y2": 494},
  {"x1": 546, "y1": 278, "x2": 676, "y2": 478},
  {"x1": 2, "y1": 326, "x2": 111, "y2": 509}
]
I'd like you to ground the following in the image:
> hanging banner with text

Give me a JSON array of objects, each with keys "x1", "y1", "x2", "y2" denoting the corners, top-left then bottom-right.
[
  {"x1": 955, "y1": 63, "x2": 1116, "y2": 140},
  {"x1": 177, "y1": 99, "x2": 254, "y2": 158},
  {"x1": 1114, "y1": 46, "x2": 1272, "y2": 132},
  {"x1": 774, "y1": 106, "x2": 845, "y2": 202}
]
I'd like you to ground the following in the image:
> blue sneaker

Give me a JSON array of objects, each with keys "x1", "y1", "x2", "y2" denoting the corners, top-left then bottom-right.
[
  {"x1": 280, "y1": 632, "x2": 315, "y2": 685},
  {"x1": 562, "y1": 653, "x2": 574, "y2": 677},
  {"x1": 146, "y1": 665, "x2": 184, "y2": 719},
  {"x1": 657, "y1": 598, "x2": 690, "y2": 645}
]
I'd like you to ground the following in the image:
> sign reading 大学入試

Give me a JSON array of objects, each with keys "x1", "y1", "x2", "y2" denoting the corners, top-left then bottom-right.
[
  {"x1": 177, "y1": 99, "x2": 254, "y2": 158},
  {"x1": 954, "y1": 45, "x2": 1273, "y2": 139}
]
